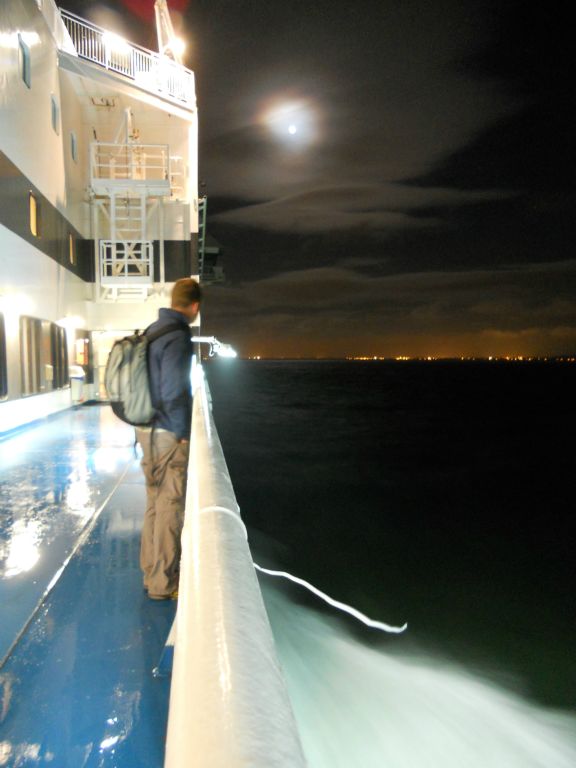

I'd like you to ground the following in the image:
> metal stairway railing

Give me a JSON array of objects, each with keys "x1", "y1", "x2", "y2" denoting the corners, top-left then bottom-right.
[{"x1": 59, "y1": 9, "x2": 196, "y2": 107}]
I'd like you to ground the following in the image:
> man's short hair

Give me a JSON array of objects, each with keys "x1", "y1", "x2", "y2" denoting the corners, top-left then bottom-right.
[{"x1": 171, "y1": 278, "x2": 202, "y2": 308}]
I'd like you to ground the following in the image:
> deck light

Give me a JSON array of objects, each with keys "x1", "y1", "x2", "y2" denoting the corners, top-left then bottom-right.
[
  {"x1": 102, "y1": 31, "x2": 131, "y2": 57},
  {"x1": 167, "y1": 37, "x2": 185, "y2": 57},
  {"x1": 193, "y1": 336, "x2": 237, "y2": 358}
]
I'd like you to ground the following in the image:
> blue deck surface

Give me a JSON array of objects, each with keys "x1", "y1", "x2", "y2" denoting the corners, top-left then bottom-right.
[{"x1": 0, "y1": 406, "x2": 176, "y2": 767}]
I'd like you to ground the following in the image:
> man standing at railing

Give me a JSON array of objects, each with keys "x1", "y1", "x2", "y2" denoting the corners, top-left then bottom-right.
[{"x1": 136, "y1": 278, "x2": 202, "y2": 600}]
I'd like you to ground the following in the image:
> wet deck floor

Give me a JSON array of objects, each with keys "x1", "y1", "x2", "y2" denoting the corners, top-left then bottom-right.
[{"x1": 0, "y1": 405, "x2": 176, "y2": 767}]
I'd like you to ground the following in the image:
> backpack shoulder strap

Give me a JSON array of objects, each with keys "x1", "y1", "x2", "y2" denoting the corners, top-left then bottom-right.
[{"x1": 145, "y1": 322, "x2": 192, "y2": 344}]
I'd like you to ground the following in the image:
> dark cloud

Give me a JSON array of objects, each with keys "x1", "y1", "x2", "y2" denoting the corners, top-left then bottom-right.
[
  {"x1": 211, "y1": 184, "x2": 514, "y2": 234},
  {"x1": 203, "y1": 260, "x2": 576, "y2": 358}
]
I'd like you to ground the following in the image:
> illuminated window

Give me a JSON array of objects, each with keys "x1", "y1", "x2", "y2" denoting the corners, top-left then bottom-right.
[
  {"x1": 70, "y1": 131, "x2": 78, "y2": 162},
  {"x1": 0, "y1": 314, "x2": 7, "y2": 399},
  {"x1": 18, "y1": 34, "x2": 31, "y2": 89},
  {"x1": 29, "y1": 192, "x2": 39, "y2": 237},
  {"x1": 50, "y1": 94, "x2": 60, "y2": 134},
  {"x1": 69, "y1": 233, "x2": 76, "y2": 265}
]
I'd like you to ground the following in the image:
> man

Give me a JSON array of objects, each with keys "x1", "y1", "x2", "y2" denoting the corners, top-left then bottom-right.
[{"x1": 136, "y1": 277, "x2": 201, "y2": 600}]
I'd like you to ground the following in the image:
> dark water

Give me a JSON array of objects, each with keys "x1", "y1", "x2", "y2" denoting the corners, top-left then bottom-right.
[{"x1": 205, "y1": 360, "x2": 575, "y2": 714}]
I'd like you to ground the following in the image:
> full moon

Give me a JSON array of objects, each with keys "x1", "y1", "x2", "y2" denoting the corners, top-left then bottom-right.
[{"x1": 260, "y1": 98, "x2": 319, "y2": 147}]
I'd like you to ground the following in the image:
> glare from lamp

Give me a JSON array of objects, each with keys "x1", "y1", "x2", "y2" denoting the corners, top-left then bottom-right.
[{"x1": 102, "y1": 32, "x2": 131, "y2": 56}]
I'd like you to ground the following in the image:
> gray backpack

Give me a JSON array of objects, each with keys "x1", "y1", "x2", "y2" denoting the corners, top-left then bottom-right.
[{"x1": 104, "y1": 324, "x2": 186, "y2": 426}]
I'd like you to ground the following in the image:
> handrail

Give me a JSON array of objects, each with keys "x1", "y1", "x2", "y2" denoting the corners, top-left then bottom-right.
[
  {"x1": 164, "y1": 367, "x2": 307, "y2": 768},
  {"x1": 91, "y1": 142, "x2": 170, "y2": 182},
  {"x1": 59, "y1": 9, "x2": 196, "y2": 107}
]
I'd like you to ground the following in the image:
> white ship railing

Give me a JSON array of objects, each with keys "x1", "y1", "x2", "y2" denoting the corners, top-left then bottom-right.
[
  {"x1": 60, "y1": 9, "x2": 195, "y2": 106},
  {"x1": 91, "y1": 142, "x2": 170, "y2": 183},
  {"x1": 100, "y1": 240, "x2": 153, "y2": 282},
  {"x1": 164, "y1": 366, "x2": 307, "y2": 768}
]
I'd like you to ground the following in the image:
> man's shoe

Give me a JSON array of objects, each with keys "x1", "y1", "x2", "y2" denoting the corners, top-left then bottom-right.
[{"x1": 148, "y1": 589, "x2": 178, "y2": 601}]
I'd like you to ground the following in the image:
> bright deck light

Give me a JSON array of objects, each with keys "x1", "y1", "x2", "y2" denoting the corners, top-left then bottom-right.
[
  {"x1": 217, "y1": 346, "x2": 237, "y2": 358},
  {"x1": 193, "y1": 336, "x2": 237, "y2": 358},
  {"x1": 170, "y1": 37, "x2": 186, "y2": 56},
  {"x1": 102, "y1": 32, "x2": 131, "y2": 56}
]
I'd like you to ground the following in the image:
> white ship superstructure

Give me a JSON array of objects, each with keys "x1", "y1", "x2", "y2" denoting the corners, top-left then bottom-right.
[{"x1": 1, "y1": 0, "x2": 201, "y2": 432}]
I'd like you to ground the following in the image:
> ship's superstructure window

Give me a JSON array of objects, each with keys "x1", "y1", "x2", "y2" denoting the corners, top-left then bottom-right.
[
  {"x1": 20, "y1": 316, "x2": 42, "y2": 395},
  {"x1": 70, "y1": 131, "x2": 78, "y2": 162},
  {"x1": 29, "y1": 193, "x2": 39, "y2": 237},
  {"x1": 51, "y1": 95, "x2": 60, "y2": 135},
  {"x1": 69, "y1": 233, "x2": 76, "y2": 265},
  {"x1": 18, "y1": 34, "x2": 31, "y2": 89},
  {"x1": 20, "y1": 317, "x2": 69, "y2": 395},
  {"x1": 0, "y1": 314, "x2": 7, "y2": 399},
  {"x1": 51, "y1": 324, "x2": 69, "y2": 389},
  {"x1": 73, "y1": 333, "x2": 93, "y2": 384}
]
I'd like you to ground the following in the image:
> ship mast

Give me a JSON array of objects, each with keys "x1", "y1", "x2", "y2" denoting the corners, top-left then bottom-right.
[{"x1": 154, "y1": 0, "x2": 184, "y2": 64}]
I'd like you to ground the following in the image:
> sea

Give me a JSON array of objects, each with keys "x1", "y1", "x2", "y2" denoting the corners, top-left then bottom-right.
[{"x1": 205, "y1": 359, "x2": 576, "y2": 767}]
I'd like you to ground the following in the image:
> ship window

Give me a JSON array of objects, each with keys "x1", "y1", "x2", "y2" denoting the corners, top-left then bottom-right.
[
  {"x1": 29, "y1": 192, "x2": 39, "y2": 237},
  {"x1": 73, "y1": 332, "x2": 93, "y2": 385},
  {"x1": 0, "y1": 314, "x2": 7, "y2": 399},
  {"x1": 20, "y1": 316, "x2": 42, "y2": 396},
  {"x1": 51, "y1": 323, "x2": 69, "y2": 389},
  {"x1": 20, "y1": 317, "x2": 69, "y2": 395},
  {"x1": 50, "y1": 95, "x2": 60, "y2": 135},
  {"x1": 70, "y1": 131, "x2": 78, "y2": 162},
  {"x1": 18, "y1": 34, "x2": 31, "y2": 89},
  {"x1": 69, "y1": 233, "x2": 76, "y2": 265}
]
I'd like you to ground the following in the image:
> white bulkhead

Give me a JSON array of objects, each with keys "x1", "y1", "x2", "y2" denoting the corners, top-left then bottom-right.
[{"x1": 0, "y1": 0, "x2": 199, "y2": 431}]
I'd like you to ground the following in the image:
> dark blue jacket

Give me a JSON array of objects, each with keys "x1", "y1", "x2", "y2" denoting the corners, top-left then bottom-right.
[{"x1": 147, "y1": 308, "x2": 193, "y2": 440}]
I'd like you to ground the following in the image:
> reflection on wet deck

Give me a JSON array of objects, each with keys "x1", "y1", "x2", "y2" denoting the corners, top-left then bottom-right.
[{"x1": 0, "y1": 405, "x2": 176, "y2": 767}]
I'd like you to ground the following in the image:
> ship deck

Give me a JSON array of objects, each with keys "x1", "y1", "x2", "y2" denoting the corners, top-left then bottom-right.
[{"x1": 0, "y1": 405, "x2": 175, "y2": 767}]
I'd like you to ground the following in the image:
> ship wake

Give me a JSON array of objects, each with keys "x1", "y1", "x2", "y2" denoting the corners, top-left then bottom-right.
[{"x1": 263, "y1": 584, "x2": 576, "y2": 768}]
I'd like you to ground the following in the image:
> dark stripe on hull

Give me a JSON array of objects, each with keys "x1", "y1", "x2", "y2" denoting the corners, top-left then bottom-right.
[
  {"x1": 0, "y1": 151, "x2": 199, "y2": 282},
  {"x1": 0, "y1": 150, "x2": 93, "y2": 281}
]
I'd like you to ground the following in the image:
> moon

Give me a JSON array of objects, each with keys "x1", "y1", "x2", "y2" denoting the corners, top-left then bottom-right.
[{"x1": 260, "y1": 99, "x2": 319, "y2": 147}]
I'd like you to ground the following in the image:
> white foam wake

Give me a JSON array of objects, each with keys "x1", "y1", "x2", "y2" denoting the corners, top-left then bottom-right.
[{"x1": 263, "y1": 585, "x2": 576, "y2": 768}]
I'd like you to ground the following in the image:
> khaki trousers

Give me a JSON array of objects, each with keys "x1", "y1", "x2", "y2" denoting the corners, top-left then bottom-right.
[{"x1": 136, "y1": 428, "x2": 189, "y2": 597}]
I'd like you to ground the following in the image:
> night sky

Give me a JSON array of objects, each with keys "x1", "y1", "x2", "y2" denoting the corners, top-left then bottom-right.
[{"x1": 65, "y1": 0, "x2": 576, "y2": 358}]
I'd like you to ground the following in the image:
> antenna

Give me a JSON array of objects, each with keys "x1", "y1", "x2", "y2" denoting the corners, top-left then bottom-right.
[{"x1": 154, "y1": 0, "x2": 185, "y2": 64}]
